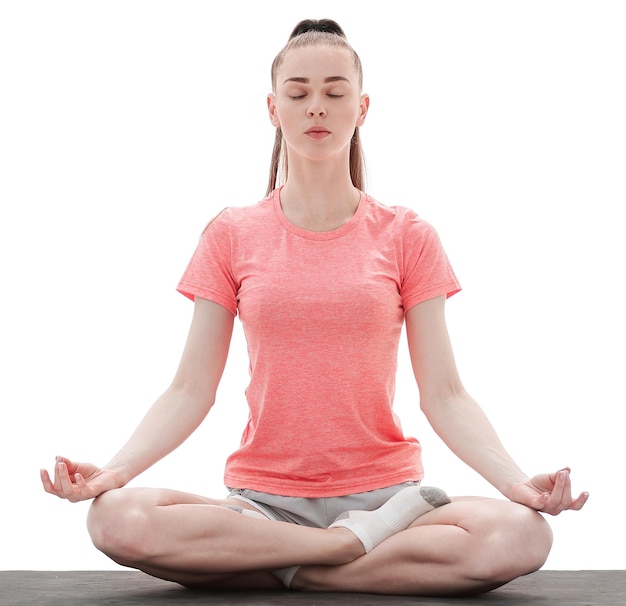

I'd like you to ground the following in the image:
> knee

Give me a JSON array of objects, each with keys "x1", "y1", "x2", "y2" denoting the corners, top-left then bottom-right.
[
  {"x1": 87, "y1": 488, "x2": 153, "y2": 563},
  {"x1": 523, "y1": 509, "x2": 554, "y2": 572},
  {"x1": 472, "y1": 502, "x2": 553, "y2": 584},
  {"x1": 506, "y1": 503, "x2": 553, "y2": 573}
]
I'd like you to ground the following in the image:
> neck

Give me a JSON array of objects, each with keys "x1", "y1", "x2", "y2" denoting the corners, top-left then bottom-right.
[{"x1": 279, "y1": 154, "x2": 360, "y2": 232}]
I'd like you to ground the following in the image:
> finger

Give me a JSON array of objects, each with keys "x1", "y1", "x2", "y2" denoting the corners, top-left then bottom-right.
[
  {"x1": 40, "y1": 468, "x2": 61, "y2": 497},
  {"x1": 546, "y1": 471, "x2": 588, "y2": 514},
  {"x1": 56, "y1": 461, "x2": 77, "y2": 498},
  {"x1": 56, "y1": 455, "x2": 78, "y2": 476},
  {"x1": 52, "y1": 461, "x2": 64, "y2": 493},
  {"x1": 73, "y1": 473, "x2": 92, "y2": 497},
  {"x1": 547, "y1": 470, "x2": 567, "y2": 503},
  {"x1": 569, "y1": 491, "x2": 590, "y2": 511},
  {"x1": 540, "y1": 470, "x2": 570, "y2": 514},
  {"x1": 525, "y1": 492, "x2": 550, "y2": 512},
  {"x1": 557, "y1": 469, "x2": 573, "y2": 504}
]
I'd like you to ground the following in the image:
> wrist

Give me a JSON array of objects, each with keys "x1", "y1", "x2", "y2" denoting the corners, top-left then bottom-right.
[
  {"x1": 103, "y1": 461, "x2": 133, "y2": 488},
  {"x1": 500, "y1": 473, "x2": 531, "y2": 499}
]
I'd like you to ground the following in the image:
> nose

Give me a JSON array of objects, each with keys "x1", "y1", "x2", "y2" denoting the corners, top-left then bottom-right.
[{"x1": 307, "y1": 96, "x2": 326, "y2": 117}]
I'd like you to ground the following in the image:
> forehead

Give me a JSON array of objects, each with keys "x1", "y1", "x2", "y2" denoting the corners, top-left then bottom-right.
[{"x1": 277, "y1": 45, "x2": 358, "y2": 84}]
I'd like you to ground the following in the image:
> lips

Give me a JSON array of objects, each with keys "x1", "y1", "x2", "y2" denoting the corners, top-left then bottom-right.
[{"x1": 305, "y1": 126, "x2": 331, "y2": 139}]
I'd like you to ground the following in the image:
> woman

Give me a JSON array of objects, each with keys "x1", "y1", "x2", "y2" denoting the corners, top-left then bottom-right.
[{"x1": 41, "y1": 19, "x2": 587, "y2": 596}]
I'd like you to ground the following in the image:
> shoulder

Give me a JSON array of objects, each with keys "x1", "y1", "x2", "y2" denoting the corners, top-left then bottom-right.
[
  {"x1": 366, "y1": 194, "x2": 438, "y2": 239},
  {"x1": 201, "y1": 194, "x2": 274, "y2": 236}
]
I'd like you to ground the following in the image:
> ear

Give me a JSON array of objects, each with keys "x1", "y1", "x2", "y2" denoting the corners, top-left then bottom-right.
[
  {"x1": 267, "y1": 94, "x2": 280, "y2": 128},
  {"x1": 356, "y1": 94, "x2": 370, "y2": 127}
]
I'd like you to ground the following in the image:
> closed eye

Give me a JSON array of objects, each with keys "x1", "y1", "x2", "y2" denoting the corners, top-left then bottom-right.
[{"x1": 288, "y1": 93, "x2": 345, "y2": 100}]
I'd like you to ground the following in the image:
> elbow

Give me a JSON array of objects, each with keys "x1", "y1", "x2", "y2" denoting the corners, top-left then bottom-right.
[
  {"x1": 419, "y1": 382, "x2": 468, "y2": 416},
  {"x1": 166, "y1": 381, "x2": 217, "y2": 417}
]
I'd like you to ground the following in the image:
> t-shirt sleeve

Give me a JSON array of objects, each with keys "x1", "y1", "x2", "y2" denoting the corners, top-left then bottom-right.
[
  {"x1": 400, "y1": 211, "x2": 461, "y2": 311},
  {"x1": 176, "y1": 210, "x2": 239, "y2": 315}
]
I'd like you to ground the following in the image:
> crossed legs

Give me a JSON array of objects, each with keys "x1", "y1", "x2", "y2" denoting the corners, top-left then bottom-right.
[
  {"x1": 87, "y1": 487, "x2": 361, "y2": 586},
  {"x1": 87, "y1": 488, "x2": 553, "y2": 596},
  {"x1": 293, "y1": 497, "x2": 553, "y2": 595}
]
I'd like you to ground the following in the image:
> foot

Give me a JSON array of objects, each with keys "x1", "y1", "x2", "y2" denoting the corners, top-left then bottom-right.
[{"x1": 329, "y1": 485, "x2": 450, "y2": 553}]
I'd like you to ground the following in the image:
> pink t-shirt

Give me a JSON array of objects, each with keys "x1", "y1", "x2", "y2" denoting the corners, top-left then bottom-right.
[{"x1": 177, "y1": 188, "x2": 460, "y2": 497}]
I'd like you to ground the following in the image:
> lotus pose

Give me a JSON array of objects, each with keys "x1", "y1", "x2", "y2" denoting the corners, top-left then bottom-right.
[{"x1": 41, "y1": 19, "x2": 587, "y2": 597}]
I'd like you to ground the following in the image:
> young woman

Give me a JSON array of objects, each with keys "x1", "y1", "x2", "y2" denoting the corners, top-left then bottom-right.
[{"x1": 41, "y1": 19, "x2": 588, "y2": 597}]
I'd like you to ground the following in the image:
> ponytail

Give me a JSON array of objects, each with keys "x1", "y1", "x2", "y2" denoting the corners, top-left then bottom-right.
[{"x1": 265, "y1": 19, "x2": 366, "y2": 196}]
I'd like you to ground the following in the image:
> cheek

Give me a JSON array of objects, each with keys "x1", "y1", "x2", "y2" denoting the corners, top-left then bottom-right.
[
  {"x1": 341, "y1": 106, "x2": 362, "y2": 128},
  {"x1": 277, "y1": 107, "x2": 303, "y2": 134}
]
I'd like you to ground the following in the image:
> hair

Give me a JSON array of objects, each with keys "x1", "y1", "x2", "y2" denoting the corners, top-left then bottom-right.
[{"x1": 265, "y1": 19, "x2": 366, "y2": 196}]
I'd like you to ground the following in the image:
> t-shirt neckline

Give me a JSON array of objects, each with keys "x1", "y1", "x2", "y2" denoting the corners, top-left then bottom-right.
[{"x1": 272, "y1": 186, "x2": 368, "y2": 240}]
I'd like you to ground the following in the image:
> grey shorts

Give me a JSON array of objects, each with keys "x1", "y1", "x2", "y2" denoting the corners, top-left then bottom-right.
[{"x1": 227, "y1": 481, "x2": 421, "y2": 529}]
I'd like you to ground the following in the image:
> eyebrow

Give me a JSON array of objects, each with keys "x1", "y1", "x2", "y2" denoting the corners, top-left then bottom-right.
[{"x1": 282, "y1": 76, "x2": 350, "y2": 85}]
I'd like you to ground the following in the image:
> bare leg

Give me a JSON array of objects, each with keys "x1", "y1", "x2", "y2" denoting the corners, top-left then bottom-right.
[
  {"x1": 88, "y1": 489, "x2": 552, "y2": 595},
  {"x1": 86, "y1": 487, "x2": 362, "y2": 585},
  {"x1": 292, "y1": 498, "x2": 553, "y2": 596}
]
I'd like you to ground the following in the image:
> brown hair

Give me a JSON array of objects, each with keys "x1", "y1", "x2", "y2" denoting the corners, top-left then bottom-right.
[{"x1": 265, "y1": 19, "x2": 366, "y2": 196}]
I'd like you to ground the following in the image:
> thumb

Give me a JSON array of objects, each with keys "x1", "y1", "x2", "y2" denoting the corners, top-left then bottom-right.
[{"x1": 56, "y1": 456, "x2": 77, "y2": 473}]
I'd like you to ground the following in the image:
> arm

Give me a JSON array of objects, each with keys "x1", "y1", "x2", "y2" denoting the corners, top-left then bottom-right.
[
  {"x1": 41, "y1": 297, "x2": 234, "y2": 500},
  {"x1": 406, "y1": 295, "x2": 588, "y2": 514}
]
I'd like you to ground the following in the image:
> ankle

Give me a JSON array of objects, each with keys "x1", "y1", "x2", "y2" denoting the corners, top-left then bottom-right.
[
  {"x1": 291, "y1": 565, "x2": 339, "y2": 592},
  {"x1": 289, "y1": 566, "x2": 309, "y2": 591}
]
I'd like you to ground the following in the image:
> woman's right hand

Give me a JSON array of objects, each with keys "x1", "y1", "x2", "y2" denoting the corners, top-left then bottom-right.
[{"x1": 40, "y1": 456, "x2": 122, "y2": 502}]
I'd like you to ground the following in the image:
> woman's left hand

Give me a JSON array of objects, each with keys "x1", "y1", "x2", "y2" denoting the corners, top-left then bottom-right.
[{"x1": 509, "y1": 468, "x2": 589, "y2": 515}]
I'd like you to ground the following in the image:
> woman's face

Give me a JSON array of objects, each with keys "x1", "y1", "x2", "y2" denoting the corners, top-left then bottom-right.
[{"x1": 268, "y1": 45, "x2": 368, "y2": 163}]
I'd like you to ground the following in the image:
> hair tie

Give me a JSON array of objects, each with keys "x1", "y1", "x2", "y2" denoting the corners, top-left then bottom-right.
[{"x1": 290, "y1": 19, "x2": 346, "y2": 40}]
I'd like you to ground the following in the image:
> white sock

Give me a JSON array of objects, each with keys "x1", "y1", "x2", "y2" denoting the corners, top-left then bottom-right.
[
  {"x1": 222, "y1": 505, "x2": 300, "y2": 588},
  {"x1": 271, "y1": 566, "x2": 300, "y2": 588},
  {"x1": 220, "y1": 504, "x2": 268, "y2": 520},
  {"x1": 329, "y1": 485, "x2": 450, "y2": 553}
]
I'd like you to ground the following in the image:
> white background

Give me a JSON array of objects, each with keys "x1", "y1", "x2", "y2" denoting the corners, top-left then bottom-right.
[{"x1": 1, "y1": 1, "x2": 624, "y2": 571}]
